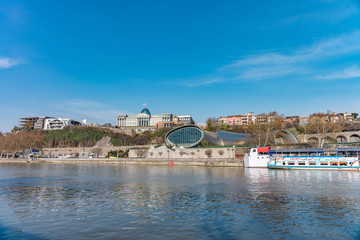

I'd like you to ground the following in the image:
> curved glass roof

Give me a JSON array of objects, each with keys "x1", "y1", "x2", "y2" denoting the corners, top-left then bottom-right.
[
  {"x1": 140, "y1": 108, "x2": 151, "y2": 116},
  {"x1": 204, "y1": 131, "x2": 250, "y2": 146},
  {"x1": 165, "y1": 125, "x2": 204, "y2": 147},
  {"x1": 165, "y1": 126, "x2": 299, "y2": 147},
  {"x1": 274, "y1": 130, "x2": 299, "y2": 144}
]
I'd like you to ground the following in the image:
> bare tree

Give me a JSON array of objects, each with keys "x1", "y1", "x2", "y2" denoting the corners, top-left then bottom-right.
[
  {"x1": 92, "y1": 147, "x2": 103, "y2": 158},
  {"x1": 247, "y1": 111, "x2": 285, "y2": 147},
  {"x1": 205, "y1": 149, "x2": 213, "y2": 158},
  {"x1": 135, "y1": 149, "x2": 146, "y2": 158},
  {"x1": 22, "y1": 131, "x2": 46, "y2": 153},
  {"x1": 218, "y1": 150, "x2": 224, "y2": 157},
  {"x1": 307, "y1": 113, "x2": 339, "y2": 147},
  {"x1": 0, "y1": 135, "x2": 4, "y2": 158}
]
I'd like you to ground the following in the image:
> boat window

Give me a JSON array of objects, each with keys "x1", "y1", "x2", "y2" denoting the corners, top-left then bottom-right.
[
  {"x1": 320, "y1": 162, "x2": 328, "y2": 165},
  {"x1": 288, "y1": 162, "x2": 295, "y2": 166},
  {"x1": 330, "y1": 162, "x2": 338, "y2": 166},
  {"x1": 282, "y1": 162, "x2": 285, "y2": 165},
  {"x1": 339, "y1": 162, "x2": 347, "y2": 166},
  {"x1": 309, "y1": 162, "x2": 317, "y2": 165},
  {"x1": 298, "y1": 162, "x2": 306, "y2": 165}
]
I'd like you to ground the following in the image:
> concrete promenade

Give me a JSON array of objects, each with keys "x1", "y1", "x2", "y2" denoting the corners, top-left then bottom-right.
[{"x1": 0, "y1": 158, "x2": 244, "y2": 167}]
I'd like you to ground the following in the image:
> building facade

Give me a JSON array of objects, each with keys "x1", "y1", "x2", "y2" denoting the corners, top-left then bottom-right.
[
  {"x1": 43, "y1": 118, "x2": 82, "y2": 130},
  {"x1": 34, "y1": 117, "x2": 54, "y2": 129},
  {"x1": 177, "y1": 115, "x2": 194, "y2": 125},
  {"x1": 156, "y1": 122, "x2": 176, "y2": 129},
  {"x1": 285, "y1": 116, "x2": 300, "y2": 124},
  {"x1": 117, "y1": 108, "x2": 173, "y2": 129},
  {"x1": 117, "y1": 108, "x2": 194, "y2": 131},
  {"x1": 218, "y1": 112, "x2": 255, "y2": 126},
  {"x1": 20, "y1": 117, "x2": 82, "y2": 130},
  {"x1": 19, "y1": 117, "x2": 40, "y2": 129},
  {"x1": 309, "y1": 112, "x2": 355, "y2": 123}
]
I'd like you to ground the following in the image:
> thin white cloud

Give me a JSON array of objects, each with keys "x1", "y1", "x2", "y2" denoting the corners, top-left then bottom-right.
[
  {"x1": 282, "y1": 2, "x2": 359, "y2": 24},
  {"x1": 318, "y1": 66, "x2": 360, "y2": 80},
  {"x1": 180, "y1": 78, "x2": 223, "y2": 87},
  {"x1": 179, "y1": 30, "x2": 360, "y2": 86},
  {"x1": 0, "y1": 57, "x2": 22, "y2": 69},
  {"x1": 224, "y1": 30, "x2": 360, "y2": 69}
]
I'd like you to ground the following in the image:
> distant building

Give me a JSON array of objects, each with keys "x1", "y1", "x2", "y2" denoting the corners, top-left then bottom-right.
[
  {"x1": 156, "y1": 121, "x2": 176, "y2": 129},
  {"x1": 117, "y1": 108, "x2": 194, "y2": 131},
  {"x1": 34, "y1": 117, "x2": 54, "y2": 130},
  {"x1": 177, "y1": 115, "x2": 194, "y2": 125},
  {"x1": 226, "y1": 115, "x2": 243, "y2": 126},
  {"x1": 217, "y1": 117, "x2": 227, "y2": 124},
  {"x1": 308, "y1": 112, "x2": 355, "y2": 123},
  {"x1": 309, "y1": 113, "x2": 339, "y2": 123},
  {"x1": 255, "y1": 114, "x2": 274, "y2": 124},
  {"x1": 339, "y1": 112, "x2": 354, "y2": 123},
  {"x1": 218, "y1": 112, "x2": 255, "y2": 126},
  {"x1": 20, "y1": 117, "x2": 82, "y2": 130},
  {"x1": 43, "y1": 118, "x2": 82, "y2": 130},
  {"x1": 299, "y1": 117, "x2": 309, "y2": 124},
  {"x1": 285, "y1": 116, "x2": 300, "y2": 124},
  {"x1": 19, "y1": 117, "x2": 40, "y2": 130},
  {"x1": 241, "y1": 112, "x2": 255, "y2": 124},
  {"x1": 117, "y1": 108, "x2": 173, "y2": 130}
]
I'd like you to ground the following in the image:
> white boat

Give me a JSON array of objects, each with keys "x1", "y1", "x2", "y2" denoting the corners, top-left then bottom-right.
[
  {"x1": 268, "y1": 148, "x2": 360, "y2": 170},
  {"x1": 244, "y1": 147, "x2": 271, "y2": 168},
  {"x1": 245, "y1": 147, "x2": 360, "y2": 170}
]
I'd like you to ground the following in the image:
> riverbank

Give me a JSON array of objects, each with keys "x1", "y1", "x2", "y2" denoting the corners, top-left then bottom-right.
[{"x1": 0, "y1": 158, "x2": 244, "y2": 167}]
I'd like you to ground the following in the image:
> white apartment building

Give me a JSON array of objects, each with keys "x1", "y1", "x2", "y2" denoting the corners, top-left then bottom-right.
[
  {"x1": 43, "y1": 118, "x2": 82, "y2": 130},
  {"x1": 178, "y1": 115, "x2": 194, "y2": 125}
]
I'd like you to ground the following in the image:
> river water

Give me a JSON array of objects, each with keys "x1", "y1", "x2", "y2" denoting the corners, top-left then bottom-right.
[{"x1": 0, "y1": 163, "x2": 360, "y2": 239}]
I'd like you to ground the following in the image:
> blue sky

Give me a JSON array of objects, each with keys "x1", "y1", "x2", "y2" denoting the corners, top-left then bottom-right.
[{"x1": 1, "y1": 0, "x2": 360, "y2": 132}]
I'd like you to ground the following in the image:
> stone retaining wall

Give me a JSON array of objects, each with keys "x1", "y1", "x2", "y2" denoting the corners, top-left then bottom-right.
[{"x1": 0, "y1": 158, "x2": 244, "y2": 167}]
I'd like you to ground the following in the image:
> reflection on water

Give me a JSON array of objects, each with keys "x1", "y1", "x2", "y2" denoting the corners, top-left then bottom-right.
[{"x1": 0, "y1": 163, "x2": 360, "y2": 239}]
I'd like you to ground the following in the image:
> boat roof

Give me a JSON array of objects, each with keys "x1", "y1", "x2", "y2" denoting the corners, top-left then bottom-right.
[
  {"x1": 269, "y1": 148, "x2": 324, "y2": 154},
  {"x1": 269, "y1": 148, "x2": 360, "y2": 154},
  {"x1": 337, "y1": 148, "x2": 360, "y2": 152}
]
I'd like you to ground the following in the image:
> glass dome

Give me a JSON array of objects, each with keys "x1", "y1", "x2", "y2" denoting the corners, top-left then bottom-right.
[
  {"x1": 140, "y1": 108, "x2": 151, "y2": 116},
  {"x1": 165, "y1": 125, "x2": 204, "y2": 148}
]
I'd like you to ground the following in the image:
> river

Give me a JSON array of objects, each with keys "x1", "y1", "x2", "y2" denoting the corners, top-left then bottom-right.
[{"x1": 0, "y1": 163, "x2": 359, "y2": 239}]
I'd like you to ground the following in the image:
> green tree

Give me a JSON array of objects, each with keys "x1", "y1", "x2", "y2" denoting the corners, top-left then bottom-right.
[
  {"x1": 206, "y1": 118, "x2": 215, "y2": 132},
  {"x1": 11, "y1": 126, "x2": 19, "y2": 133}
]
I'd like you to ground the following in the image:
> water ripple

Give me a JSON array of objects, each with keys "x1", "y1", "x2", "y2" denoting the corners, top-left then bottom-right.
[{"x1": 0, "y1": 163, "x2": 359, "y2": 239}]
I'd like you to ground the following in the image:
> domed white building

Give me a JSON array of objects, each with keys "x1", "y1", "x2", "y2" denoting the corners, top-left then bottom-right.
[{"x1": 117, "y1": 108, "x2": 173, "y2": 131}]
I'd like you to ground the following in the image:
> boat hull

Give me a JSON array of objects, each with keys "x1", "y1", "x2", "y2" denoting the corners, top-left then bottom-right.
[{"x1": 268, "y1": 165, "x2": 360, "y2": 170}]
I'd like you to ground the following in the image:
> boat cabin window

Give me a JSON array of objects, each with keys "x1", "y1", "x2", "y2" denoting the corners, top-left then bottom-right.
[
  {"x1": 309, "y1": 162, "x2": 317, "y2": 166},
  {"x1": 298, "y1": 162, "x2": 306, "y2": 165},
  {"x1": 330, "y1": 162, "x2": 338, "y2": 166},
  {"x1": 339, "y1": 162, "x2": 347, "y2": 166},
  {"x1": 320, "y1": 162, "x2": 328, "y2": 166},
  {"x1": 288, "y1": 162, "x2": 295, "y2": 166}
]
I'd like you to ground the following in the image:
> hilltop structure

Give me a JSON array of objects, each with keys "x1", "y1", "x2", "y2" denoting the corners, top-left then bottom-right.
[
  {"x1": 116, "y1": 107, "x2": 194, "y2": 131},
  {"x1": 19, "y1": 117, "x2": 83, "y2": 130},
  {"x1": 217, "y1": 112, "x2": 355, "y2": 126}
]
